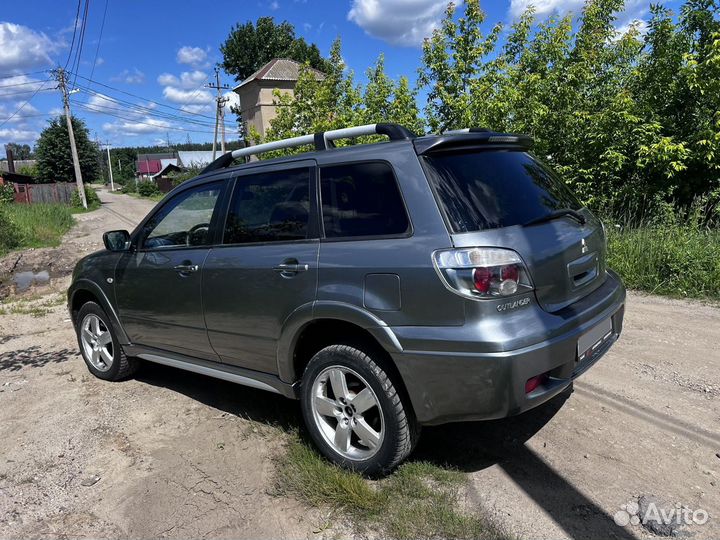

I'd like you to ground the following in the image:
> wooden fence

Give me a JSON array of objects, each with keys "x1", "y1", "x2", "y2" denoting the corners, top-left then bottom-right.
[{"x1": 12, "y1": 183, "x2": 77, "y2": 204}]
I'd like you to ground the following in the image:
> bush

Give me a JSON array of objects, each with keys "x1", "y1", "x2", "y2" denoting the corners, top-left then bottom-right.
[
  {"x1": 71, "y1": 185, "x2": 100, "y2": 209},
  {"x1": 121, "y1": 181, "x2": 137, "y2": 194},
  {"x1": 137, "y1": 180, "x2": 161, "y2": 197},
  {"x1": 0, "y1": 183, "x2": 15, "y2": 205}
]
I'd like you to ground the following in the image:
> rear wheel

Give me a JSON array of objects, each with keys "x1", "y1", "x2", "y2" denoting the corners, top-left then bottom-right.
[
  {"x1": 300, "y1": 344, "x2": 418, "y2": 475},
  {"x1": 76, "y1": 302, "x2": 137, "y2": 381}
]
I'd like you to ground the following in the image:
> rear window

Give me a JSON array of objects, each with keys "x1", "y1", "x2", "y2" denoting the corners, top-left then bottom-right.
[{"x1": 423, "y1": 150, "x2": 583, "y2": 233}]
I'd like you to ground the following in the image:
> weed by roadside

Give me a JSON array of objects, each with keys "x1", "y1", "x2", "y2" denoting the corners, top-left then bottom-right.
[
  {"x1": 71, "y1": 186, "x2": 101, "y2": 212},
  {"x1": 276, "y1": 435, "x2": 512, "y2": 540},
  {"x1": 0, "y1": 204, "x2": 74, "y2": 257},
  {"x1": 0, "y1": 293, "x2": 65, "y2": 318}
]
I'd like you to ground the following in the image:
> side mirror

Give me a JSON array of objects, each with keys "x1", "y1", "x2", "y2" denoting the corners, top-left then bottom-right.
[{"x1": 103, "y1": 230, "x2": 131, "y2": 252}]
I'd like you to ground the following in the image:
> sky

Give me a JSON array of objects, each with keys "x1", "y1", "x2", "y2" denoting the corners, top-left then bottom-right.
[{"x1": 0, "y1": 0, "x2": 679, "y2": 157}]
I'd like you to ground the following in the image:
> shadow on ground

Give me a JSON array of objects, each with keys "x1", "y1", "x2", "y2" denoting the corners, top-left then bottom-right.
[
  {"x1": 0, "y1": 346, "x2": 76, "y2": 372},
  {"x1": 134, "y1": 364, "x2": 632, "y2": 540}
]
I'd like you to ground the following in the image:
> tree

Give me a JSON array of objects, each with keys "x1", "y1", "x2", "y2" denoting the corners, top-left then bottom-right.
[
  {"x1": 35, "y1": 116, "x2": 100, "y2": 184},
  {"x1": 4, "y1": 142, "x2": 33, "y2": 160},
  {"x1": 221, "y1": 17, "x2": 328, "y2": 82}
]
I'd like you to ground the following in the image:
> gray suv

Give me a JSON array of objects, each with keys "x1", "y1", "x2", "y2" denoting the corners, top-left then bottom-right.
[{"x1": 68, "y1": 123, "x2": 625, "y2": 474}]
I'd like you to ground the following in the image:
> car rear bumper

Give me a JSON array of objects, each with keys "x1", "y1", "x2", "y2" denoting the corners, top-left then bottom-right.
[{"x1": 390, "y1": 271, "x2": 626, "y2": 425}]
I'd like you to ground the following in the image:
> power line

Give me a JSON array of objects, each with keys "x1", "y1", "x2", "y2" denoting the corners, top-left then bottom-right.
[
  {"x1": 72, "y1": 102, "x2": 240, "y2": 135},
  {"x1": 88, "y1": 0, "x2": 108, "y2": 83},
  {"x1": 70, "y1": 0, "x2": 91, "y2": 88},
  {"x1": 0, "y1": 88, "x2": 56, "y2": 98},
  {"x1": 64, "y1": 0, "x2": 83, "y2": 70},
  {"x1": 0, "y1": 78, "x2": 51, "y2": 129},
  {"x1": 71, "y1": 86, "x2": 237, "y2": 129},
  {"x1": 68, "y1": 71, "x2": 220, "y2": 121},
  {"x1": 0, "y1": 71, "x2": 47, "y2": 79}
]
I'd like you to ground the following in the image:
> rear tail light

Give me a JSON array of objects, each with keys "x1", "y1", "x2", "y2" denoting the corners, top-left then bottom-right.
[
  {"x1": 433, "y1": 248, "x2": 533, "y2": 300},
  {"x1": 525, "y1": 373, "x2": 549, "y2": 394}
]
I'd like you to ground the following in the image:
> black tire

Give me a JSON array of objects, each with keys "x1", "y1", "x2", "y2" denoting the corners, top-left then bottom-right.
[
  {"x1": 300, "y1": 344, "x2": 419, "y2": 475},
  {"x1": 75, "y1": 301, "x2": 137, "y2": 381}
]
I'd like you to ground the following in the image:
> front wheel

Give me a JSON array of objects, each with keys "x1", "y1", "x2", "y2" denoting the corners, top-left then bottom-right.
[
  {"x1": 300, "y1": 344, "x2": 418, "y2": 475},
  {"x1": 76, "y1": 301, "x2": 137, "y2": 381}
]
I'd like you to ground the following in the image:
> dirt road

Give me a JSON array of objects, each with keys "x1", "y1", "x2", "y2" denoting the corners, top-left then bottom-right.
[{"x1": 1, "y1": 189, "x2": 718, "y2": 539}]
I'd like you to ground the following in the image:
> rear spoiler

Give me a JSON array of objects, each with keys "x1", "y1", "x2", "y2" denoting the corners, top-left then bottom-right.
[{"x1": 414, "y1": 129, "x2": 533, "y2": 155}]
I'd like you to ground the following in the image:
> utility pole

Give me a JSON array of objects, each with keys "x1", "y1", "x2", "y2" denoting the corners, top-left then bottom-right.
[
  {"x1": 105, "y1": 141, "x2": 114, "y2": 192},
  {"x1": 206, "y1": 68, "x2": 229, "y2": 160},
  {"x1": 53, "y1": 67, "x2": 87, "y2": 209}
]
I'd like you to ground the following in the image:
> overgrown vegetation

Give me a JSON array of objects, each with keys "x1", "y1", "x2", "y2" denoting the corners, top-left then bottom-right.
[
  {"x1": 276, "y1": 436, "x2": 510, "y2": 540},
  {"x1": 0, "y1": 204, "x2": 74, "y2": 256},
  {"x1": 35, "y1": 116, "x2": 100, "y2": 184},
  {"x1": 71, "y1": 186, "x2": 101, "y2": 211},
  {"x1": 250, "y1": 0, "x2": 720, "y2": 299}
]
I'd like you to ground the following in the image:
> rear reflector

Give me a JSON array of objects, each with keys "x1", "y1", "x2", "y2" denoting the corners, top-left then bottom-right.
[{"x1": 525, "y1": 373, "x2": 548, "y2": 394}]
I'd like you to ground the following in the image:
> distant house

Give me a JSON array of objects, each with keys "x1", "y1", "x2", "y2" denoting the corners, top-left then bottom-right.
[
  {"x1": 0, "y1": 159, "x2": 37, "y2": 174},
  {"x1": 136, "y1": 152, "x2": 175, "y2": 178},
  {"x1": 233, "y1": 58, "x2": 324, "y2": 138}
]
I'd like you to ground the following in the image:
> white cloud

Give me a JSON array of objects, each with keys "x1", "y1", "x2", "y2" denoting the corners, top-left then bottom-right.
[
  {"x1": 509, "y1": 0, "x2": 647, "y2": 20},
  {"x1": 163, "y1": 87, "x2": 213, "y2": 105},
  {"x1": 347, "y1": 0, "x2": 455, "y2": 47},
  {"x1": 0, "y1": 22, "x2": 57, "y2": 72},
  {"x1": 269, "y1": 1, "x2": 280, "y2": 10},
  {"x1": 614, "y1": 18, "x2": 648, "y2": 39},
  {"x1": 223, "y1": 91, "x2": 240, "y2": 115},
  {"x1": 95, "y1": 57, "x2": 105, "y2": 66},
  {"x1": 102, "y1": 117, "x2": 171, "y2": 135},
  {"x1": 181, "y1": 104, "x2": 213, "y2": 114},
  {"x1": 0, "y1": 127, "x2": 39, "y2": 143},
  {"x1": 0, "y1": 101, "x2": 39, "y2": 124},
  {"x1": 111, "y1": 68, "x2": 145, "y2": 84},
  {"x1": 157, "y1": 70, "x2": 207, "y2": 89},
  {"x1": 0, "y1": 75, "x2": 47, "y2": 101},
  {"x1": 177, "y1": 46, "x2": 208, "y2": 67}
]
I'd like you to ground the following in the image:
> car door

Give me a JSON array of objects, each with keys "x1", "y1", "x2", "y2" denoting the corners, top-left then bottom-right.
[
  {"x1": 202, "y1": 161, "x2": 320, "y2": 374},
  {"x1": 115, "y1": 179, "x2": 227, "y2": 360}
]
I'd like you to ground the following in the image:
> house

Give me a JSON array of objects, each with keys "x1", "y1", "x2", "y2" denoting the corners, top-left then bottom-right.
[
  {"x1": 136, "y1": 152, "x2": 175, "y2": 178},
  {"x1": 233, "y1": 58, "x2": 324, "y2": 138}
]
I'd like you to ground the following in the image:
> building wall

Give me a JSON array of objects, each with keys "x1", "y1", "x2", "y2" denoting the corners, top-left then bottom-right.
[{"x1": 236, "y1": 80, "x2": 296, "y2": 138}]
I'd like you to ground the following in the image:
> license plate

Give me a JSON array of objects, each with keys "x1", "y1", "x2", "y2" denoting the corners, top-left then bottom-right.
[{"x1": 577, "y1": 317, "x2": 613, "y2": 362}]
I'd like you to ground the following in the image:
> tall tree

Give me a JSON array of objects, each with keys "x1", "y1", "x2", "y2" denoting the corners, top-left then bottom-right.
[
  {"x1": 35, "y1": 116, "x2": 99, "y2": 184},
  {"x1": 221, "y1": 17, "x2": 328, "y2": 82},
  {"x1": 4, "y1": 142, "x2": 33, "y2": 160}
]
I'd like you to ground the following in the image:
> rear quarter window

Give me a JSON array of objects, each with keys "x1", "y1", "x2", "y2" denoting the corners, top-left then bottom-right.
[
  {"x1": 320, "y1": 162, "x2": 410, "y2": 239},
  {"x1": 423, "y1": 150, "x2": 582, "y2": 233}
]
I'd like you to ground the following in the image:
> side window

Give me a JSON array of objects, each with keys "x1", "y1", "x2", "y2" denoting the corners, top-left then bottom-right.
[
  {"x1": 142, "y1": 182, "x2": 222, "y2": 249},
  {"x1": 320, "y1": 162, "x2": 409, "y2": 238},
  {"x1": 223, "y1": 168, "x2": 311, "y2": 244}
]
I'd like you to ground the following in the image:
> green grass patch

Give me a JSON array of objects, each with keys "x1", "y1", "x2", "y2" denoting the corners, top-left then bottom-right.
[
  {"x1": 0, "y1": 203, "x2": 74, "y2": 256},
  {"x1": 276, "y1": 436, "x2": 511, "y2": 540},
  {"x1": 607, "y1": 224, "x2": 720, "y2": 300}
]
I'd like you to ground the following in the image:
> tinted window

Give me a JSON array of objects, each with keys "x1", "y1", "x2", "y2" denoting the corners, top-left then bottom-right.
[
  {"x1": 423, "y1": 150, "x2": 583, "y2": 233},
  {"x1": 142, "y1": 182, "x2": 221, "y2": 249},
  {"x1": 224, "y1": 168, "x2": 310, "y2": 244},
  {"x1": 321, "y1": 162, "x2": 409, "y2": 238}
]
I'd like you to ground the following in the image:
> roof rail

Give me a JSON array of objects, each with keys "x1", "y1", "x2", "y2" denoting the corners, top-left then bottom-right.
[
  {"x1": 201, "y1": 123, "x2": 416, "y2": 174},
  {"x1": 443, "y1": 127, "x2": 492, "y2": 134}
]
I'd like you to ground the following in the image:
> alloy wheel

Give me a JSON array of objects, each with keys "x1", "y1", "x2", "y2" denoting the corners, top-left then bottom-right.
[
  {"x1": 80, "y1": 314, "x2": 114, "y2": 372},
  {"x1": 310, "y1": 365, "x2": 384, "y2": 460}
]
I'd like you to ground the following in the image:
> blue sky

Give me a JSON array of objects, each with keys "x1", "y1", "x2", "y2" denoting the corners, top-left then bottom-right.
[{"x1": 0, "y1": 0, "x2": 677, "y2": 156}]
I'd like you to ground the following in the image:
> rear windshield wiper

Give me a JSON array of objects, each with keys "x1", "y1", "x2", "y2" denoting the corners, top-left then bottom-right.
[{"x1": 523, "y1": 208, "x2": 587, "y2": 227}]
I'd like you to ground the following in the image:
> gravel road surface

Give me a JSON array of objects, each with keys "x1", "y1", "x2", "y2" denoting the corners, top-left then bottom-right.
[{"x1": 0, "y1": 188, "x2": 717, "y2": 539}]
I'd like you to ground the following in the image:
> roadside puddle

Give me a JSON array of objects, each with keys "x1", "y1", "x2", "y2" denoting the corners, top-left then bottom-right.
[{"x1": 13, "y1": 270, "x2": 50, "y2": 293}]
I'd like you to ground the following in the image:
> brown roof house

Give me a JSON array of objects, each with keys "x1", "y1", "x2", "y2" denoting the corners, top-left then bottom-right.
[{"x1": 233, "y1": 58, "x2": 324, "y2": 138}]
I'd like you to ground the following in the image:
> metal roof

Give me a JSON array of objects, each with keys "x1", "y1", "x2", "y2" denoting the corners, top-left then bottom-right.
[
  {"x1": 177, "y1": 151, "x2": 229, "y2": 168},
  {"x1": 233, "y1": 58, "x2": 324, "y2": 91}
]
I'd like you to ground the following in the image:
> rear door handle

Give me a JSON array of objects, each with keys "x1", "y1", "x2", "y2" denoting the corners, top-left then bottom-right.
[
  {"x1": 273, "y1": 262, "x2": 309, "y2": 273},
  {"x1": 174, "y1": 263, "x2": 199, "y2": 274}
]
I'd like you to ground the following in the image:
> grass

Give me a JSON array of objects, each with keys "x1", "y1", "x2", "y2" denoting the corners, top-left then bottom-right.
[
  {"x1": 0, "y1": 292, "x2": 65, "y2": 317},
  {"x1": 607, "y1": 224, "x2": 720, "y2": 300},
  {"x1": 275, "y1": 436, "x2": 511, "y2": 540},
  {"x1": 0, "y1": 203, "x2": 75, "y2": 256}
]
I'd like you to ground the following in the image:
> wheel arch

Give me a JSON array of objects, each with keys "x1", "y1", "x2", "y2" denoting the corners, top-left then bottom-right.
[{"x1": 68, "y1": 279, "x2": 130, "y2": 345}]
